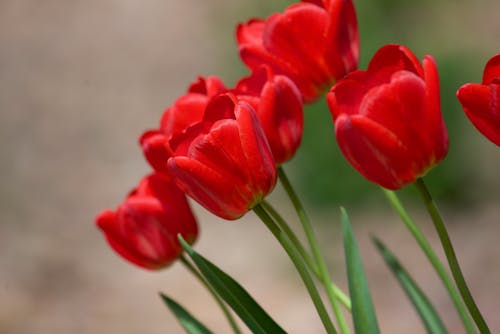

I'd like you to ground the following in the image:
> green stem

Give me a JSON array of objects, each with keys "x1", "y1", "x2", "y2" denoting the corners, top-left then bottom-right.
[
  {"x1": 382, "y1": 189, "x2": 476, "y2": 334},
  {"x1": 253, "y1": 204, "x2": 338, "y2": 334},
  {"x1": 414, "y1": 178, "x2": 489, "y2": 333},
  {"x1": 278, "y1": 167, "x2": 351, "y2": 334},
  {"x1": 262, "y1": 200, "x2": 351, "y2": 311},
  {"x1": 180, "y1": 255, "x2": 242, "y2": 334}
]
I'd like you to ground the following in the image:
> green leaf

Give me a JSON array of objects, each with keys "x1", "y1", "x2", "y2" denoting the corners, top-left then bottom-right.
[
  {"x1": 179, "y1": 235, "x2": 287, "y2": 334},
  {"x1": 341, "y1": 207, "x2": 380, "y2": 334},
  {"x1": 372, "y1": 236, "x2": 448, "y2": 334},
  {"x1": 160, "y1": 293, "x2": 214, "y2": 334}
]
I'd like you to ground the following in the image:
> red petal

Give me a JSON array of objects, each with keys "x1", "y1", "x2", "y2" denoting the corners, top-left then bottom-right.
[
  {"x1": 257, "y1": 75, "x2": 304, "y2": 163},
  {"x1": 139, "y1": 130, "x2": 171, "y2": 173},
  {"x1": 168, "y1": 157, "x2": 250, "y2": 220},
  {"x1": 335, "y1": 115, "x2": 414, "y2": 189},
  {"x1": 324, "y1": 0, "x2": 359, "y2": 78},
  {"x1": 368, "y1": 44, "x2": 423, "y2": 77},
  {"x1": 458, "y1": 83, "x2": 500, "y2": 146},
  {"x1": 263, "y1": 4, "x2": 331, "y2": 91},
  {"x1": 235, "y1": 101, "x2": 277, "y2": 199},
  {"x1": 483, "y1": 54, "x2": 500, "y2": 85}
]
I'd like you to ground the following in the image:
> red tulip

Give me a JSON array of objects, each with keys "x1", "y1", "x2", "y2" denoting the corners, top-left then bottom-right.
[
  {"x1": 236, "y1": 0, "x2": 359, "y2": 103},
  {"x1": 96, "y1": 173, "x2": 198, "y2": 270},
  {"x1": 140, "y1": 76, "x2": 227, "y2": 173},
  {"x1": 233, "y1": 65, "x2": 304, "y2": 164},
  {"x1": 167, "y1": 93, "x2": 277, "y2": 220},
  {"x1": 327, "y1": 44, "x2": 449, "y2": 190},
  {"x1": 457, "y1": 54, "x2": 500, "y2": 146}
]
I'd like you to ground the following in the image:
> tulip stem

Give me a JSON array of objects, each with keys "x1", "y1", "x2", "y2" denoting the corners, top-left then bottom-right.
[
  {"x1": 262, "y1": 200, "x2": 351, "y2": 311},
  {"x1": 382, "y1": 188, "x2": 476, "y2": 334},
  {"x1": 277, "y1": 167, "x2": 351, "y2": 334},
  {"x1": 414, "y1": 178, "x2": 490, "y2": 334},
  {"x1": 253, "y1": 204, "x2": 338, "y2": 334},
  {"x1": 180, "y1": 255, "x2": 243, "y2": 334}
]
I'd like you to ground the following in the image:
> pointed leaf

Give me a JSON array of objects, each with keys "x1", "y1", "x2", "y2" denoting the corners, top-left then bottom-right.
[
  {"x1": 372, "y1": 237, "x2": 448, "y2": 334},
  {"x1": 341, "y1": 207, "x2": 380, "y2": 334},
  {"x1": 179, "y1": 235, "x2": 287, "y2": 334},
  {"x1": 160, "y1": 293, "x2": 214, "y2": 334}
]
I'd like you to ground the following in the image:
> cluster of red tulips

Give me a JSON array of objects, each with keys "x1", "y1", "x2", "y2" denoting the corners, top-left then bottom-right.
[{"x1": 96, "y1": 0, "x2": 498, "y2": 333}]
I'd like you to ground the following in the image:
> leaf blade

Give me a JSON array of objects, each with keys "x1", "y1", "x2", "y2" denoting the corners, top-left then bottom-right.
[
  {"x1": 160, "y1": 293, "x2": 214, "y2": 334},
  {"x1": 372, "y1": 236, "x2": 448, "y2": 334},
  {"x1": 341, "y1": 207, "x2": 380, "y2": 334},
  {"x1": 179, "y1": 235, "x2": 287, "y2": 334}
]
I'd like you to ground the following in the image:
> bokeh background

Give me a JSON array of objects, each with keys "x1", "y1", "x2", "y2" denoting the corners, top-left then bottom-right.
[{"x1": 1, "y1": 0, "x2": 499, "y2": 333}]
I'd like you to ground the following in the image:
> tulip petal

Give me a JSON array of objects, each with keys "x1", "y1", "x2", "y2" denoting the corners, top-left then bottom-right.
[
  {"x1": 325, "y1": 0, "x2": 359, "y2": 78},
  {"x1": 140, "y1": 130, "x2": 170, "y2": 173},
  {"x1": 335, "y1": 114, "x2": 415, "y2": 189},
  {"x1": 263, "y1": 4, "x2": 331, "y2": 88},
  {"x1": 458, "y1": 83, "x2": 500, "y2": 146},
  {"x1": 168, "y1": 157, "x2": 250, "y2": 220},
  {"x1": 368, "y1": 44, "x2": 423, "y2": 77},
  {"x1": 423, "y1": 55, "x2": 448, "y2": 160},
  {"x1": 258, "y1": 75, "x2": 303, "y2": 163},
  {"x1": 235, "y1": 101, "x2": 277, "y2": 200},
  {"x1": 482, "y1": 54, "x2": 500, "y2": 85}
]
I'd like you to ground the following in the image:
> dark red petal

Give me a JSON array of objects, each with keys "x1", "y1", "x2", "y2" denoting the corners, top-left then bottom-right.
[
  {"x1": 458, "y1": 83, "x2": 500, "y2": 146},
  {"x1": 423, "y1": 55, "x2": 448, "y2": 161},
  {"x1": 160, "y1": 94, "x2": 208, "y2": 136},
  {"x1": 236, "y1": 19, "x2": 266, "y2": 46},
  {"x1": 235, "y1": 101, "x2": 277, "y2": 199},
  {"x1": 257, "y1": 75, "x2": 304, "y2": 163},
  {"x1": 188, "y1": 76, "x2": 227, "y2": 96},
  {"x1": 139, "y1": 130, "x2": 171, "y2": 173},
  {"x1": 483, "y1": 54, "x2": 500, "y2": 85},
  {"x1": 335, "y1": 115, "x2": 413, "y2": 189},
  {"x1": 168, "y1": 157, "x2": 250, "y2": 220},
  {"x1": 263, "y1": 4, "x2": 331, "y2": 91},
  {"x1": 327, "y1": 72, "x2": 369, "y2": 118},
  {"x1": 368, "y1": 44, "x2": 423, "y2": 78},
  {"x1": 324, "y1": 0, "x2": 359, "y2": 78}
]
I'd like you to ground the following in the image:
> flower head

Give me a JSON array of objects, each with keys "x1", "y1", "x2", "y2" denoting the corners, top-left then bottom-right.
[
  {"x1": 96, "y1": 173, "x2": 198, "y2": 270},
  {"x1": 237, "y1": 0, "x2": 359, "y2": 103},
  {"x1": 457, "y1": 54, "x2": 500, "y2": 146},
  {"x1": 327, "y1": 44, "x2": 448, "y2": 189},
  {"x1": 167, "y1": 93, "x2": 277, "y2": 220}
]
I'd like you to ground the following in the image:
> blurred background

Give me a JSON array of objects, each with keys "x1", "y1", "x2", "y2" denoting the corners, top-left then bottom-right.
[{"x1": 1, "y1": 0, "x2": 499, "y2": 333}]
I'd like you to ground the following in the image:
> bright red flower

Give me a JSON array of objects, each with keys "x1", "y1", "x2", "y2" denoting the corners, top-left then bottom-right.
[
  {"x1": 167, "y1": 93, "x2": 277, "y2": 220},
  {"x1": 140, "y1": 76, "x2": 227, "y2": 173},
  {"x1": 457, "y1": 54, "x2": 500, "y2": 146},
  {"x1": 236, "y1": 0, "x2": 359, "y2": 103},
  {"x1": 233, "y1": 65, "x2": 304, "y2": 164},
  {"x1": 327, "y1": 44, "x2": 448, "y2": 190},
  {"x1": 95, "y1": 173, "x2": 198, "y2": 270}
]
